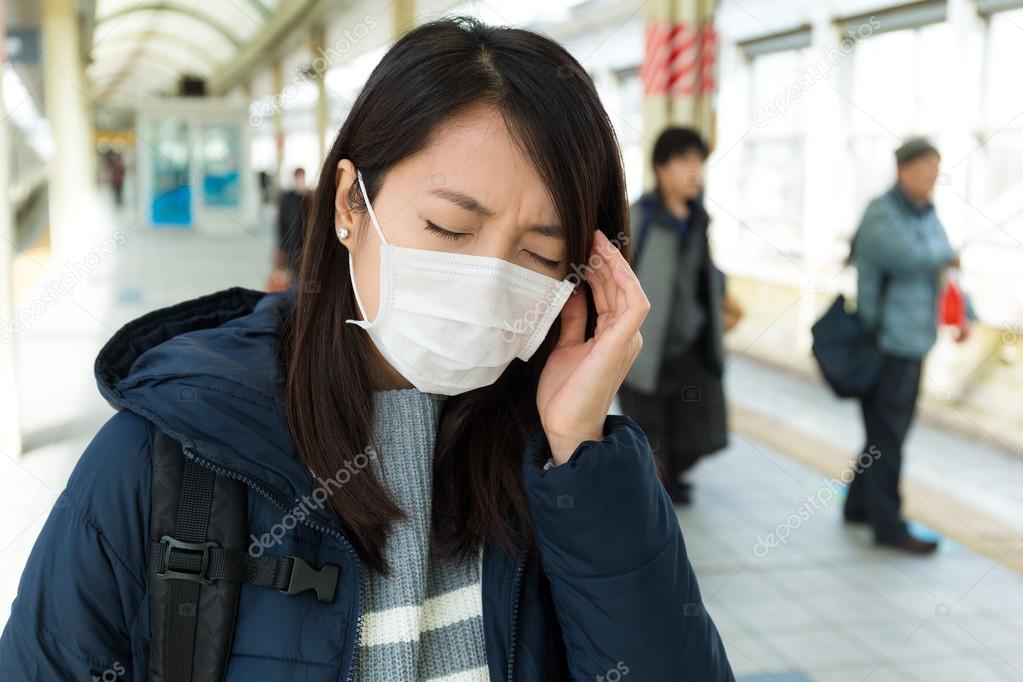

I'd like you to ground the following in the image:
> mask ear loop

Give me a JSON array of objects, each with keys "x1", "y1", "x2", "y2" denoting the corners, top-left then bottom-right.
[
  {"x1": 345, "y1": 169, "x2": 388, "y2": 326},
  {"x1": 356, "y1": 169, "x2": 389, "y2": 246}
]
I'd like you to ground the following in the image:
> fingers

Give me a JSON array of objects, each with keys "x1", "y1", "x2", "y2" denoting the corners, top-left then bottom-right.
[
  {"x1": 588, "y1": 230, "x2": 625, "y2": 317},
  {"x1": 581, "y1": 230, "x2": 649, "y2": 356},
  {"x1": 588, "y1": 231, "x2": 612, "y2": 316},
  {"x1": 610, "y1": 260, "x2": 650, "y2": 339},
  {"x1": 555, "y1": 288, "x2": 588, "y2": 348}
]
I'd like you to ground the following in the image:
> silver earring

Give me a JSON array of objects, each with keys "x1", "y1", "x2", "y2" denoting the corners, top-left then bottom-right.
[{"x1": 337, "y1": 227, "x2": 350, "y2": 239}]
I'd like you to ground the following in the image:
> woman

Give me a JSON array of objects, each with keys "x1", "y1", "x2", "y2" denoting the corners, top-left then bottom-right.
[{"x1": 0, "y1": 17, "x2": 734, "y2": 682}]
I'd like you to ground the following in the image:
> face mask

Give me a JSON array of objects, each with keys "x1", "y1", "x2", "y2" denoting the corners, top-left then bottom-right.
[{"x1": 344, "y1": 170, "x2": 576, "y2": 396}]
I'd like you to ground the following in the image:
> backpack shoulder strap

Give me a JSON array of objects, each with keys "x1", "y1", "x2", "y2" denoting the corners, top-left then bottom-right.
[{"x1": 147, "y1": 427, "x2": 340, "y2": 682}]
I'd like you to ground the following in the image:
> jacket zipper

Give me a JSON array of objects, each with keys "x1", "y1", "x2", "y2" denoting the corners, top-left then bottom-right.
[
  {"x1": 180, "y1": 447, "x2": 365, "y2": 682},
  {"x1": 506, "y1": 553, "x2": 526, "y2": 682}
]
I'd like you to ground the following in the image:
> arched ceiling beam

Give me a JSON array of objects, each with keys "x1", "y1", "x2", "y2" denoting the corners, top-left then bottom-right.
[
  {"x1": 94, "y1": 3, "x2": 246, "y2": 50},
  {"x1": 90, "y1": 30, "x2": 223, "y2": 73}
]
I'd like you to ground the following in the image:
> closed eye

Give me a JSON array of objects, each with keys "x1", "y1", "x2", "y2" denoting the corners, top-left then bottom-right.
[
  {"x1": 423, "y1": 220, "x2": 468, "y2": 241},
  {"x1": 426, "y1": 220, "x2": 561, "y2": 271},
  {"x1": 524, "y1": 251, "x2": 562, "y2": 271}
]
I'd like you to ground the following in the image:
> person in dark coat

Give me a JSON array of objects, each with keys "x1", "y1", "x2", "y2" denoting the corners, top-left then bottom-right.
[
  {"x1": 0, "y1": 18, "x2": 734, "y2": 682},
  {"x1": 272, "y1": 167, "x2": 310, "y2": 287},
  {"x1": 108, "y1": 151, "x2": 126, "y2": 207},
  {"x1": 618, "y1": 127, "x2": 739, "y2": 505}
]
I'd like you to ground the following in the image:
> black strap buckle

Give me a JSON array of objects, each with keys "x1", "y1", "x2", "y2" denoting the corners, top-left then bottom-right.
[
  {"x1": 280, "y1": 556, "x2": 339, "y2": 603},
  {"x1": 157, "y1": 535, "x2": 219, "y2": 585}
]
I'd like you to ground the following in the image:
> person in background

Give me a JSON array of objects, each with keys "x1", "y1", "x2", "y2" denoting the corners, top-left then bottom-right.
[
  {"x1": 618, "y1": 127, "x2": 740, "y2": 505},
  {"x1": 108, "y1": 152, "x2": 126, "y2": 207},
  {"x1": 844, "y1": 137, "x2": 973, "y2": 554},
  {"x1": 270, "y1": 167, "x2": 310, "y2": 291},
  {"x1": 258, "y1": 169, "x2": 272, "y2": 204}
]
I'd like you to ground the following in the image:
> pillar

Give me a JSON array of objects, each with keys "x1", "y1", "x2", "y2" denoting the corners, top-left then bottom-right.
[
  {"x1": 309, "y1": 24, "x2": 329, "y2": 170},
  {"x1": 271, "y1": 60, "x2": 284, "y2": 188},
  {"x1": 641, "y1": 0, "x2": 672, "y2": 192},
  {"x1": 392, "y1": 0, "x2": 417, "y2": 38},
  {"x1": 797, "y1": 7, "x2": 845, "y2": 352},
  {"x1": 41, "y1": 0, "x2": 95, "y2": 262},
  {"x1": 0, "y1": 15, "x2": 22, "y2": 457},
  {"x1": 641, "y1": 0, "x2": 718, "y2": 191}
]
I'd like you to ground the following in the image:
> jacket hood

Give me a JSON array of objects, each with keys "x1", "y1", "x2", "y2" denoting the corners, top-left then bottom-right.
[{"x1": 94, "y1": 284, "x2": 316, "y2": 505}]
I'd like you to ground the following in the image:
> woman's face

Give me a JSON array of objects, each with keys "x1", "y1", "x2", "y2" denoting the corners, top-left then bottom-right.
[{"x1": 335, "y1": 104, "x2": 569, "y2": 324}]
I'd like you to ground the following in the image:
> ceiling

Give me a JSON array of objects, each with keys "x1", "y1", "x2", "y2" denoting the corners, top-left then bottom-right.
[{"x1": 87, "y1": 0, "x2": 283, "y2": 107}]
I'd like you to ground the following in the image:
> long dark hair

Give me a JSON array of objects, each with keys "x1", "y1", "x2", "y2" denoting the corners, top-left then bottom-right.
[{"x1": 281, "y1": 16, "x2": 629, "y2": 575}]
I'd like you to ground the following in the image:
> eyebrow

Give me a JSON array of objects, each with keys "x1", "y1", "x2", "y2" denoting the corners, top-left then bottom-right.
[{"x1": 428, "y1": 187, "x2": 563, "y2": 238}]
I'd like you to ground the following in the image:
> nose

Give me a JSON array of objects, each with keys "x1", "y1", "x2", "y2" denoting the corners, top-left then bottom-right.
[{"x1": 473, "y1": 222, "x2": 522, "y2": 263}]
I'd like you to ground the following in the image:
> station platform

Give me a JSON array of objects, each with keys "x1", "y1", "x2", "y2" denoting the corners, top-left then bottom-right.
[
  {"x1": 685, "y1": 366, "x2": 1023, "y2": 680},
  {"x1": 2, "y1": 190, "x2": 1022, "y2": 680}
]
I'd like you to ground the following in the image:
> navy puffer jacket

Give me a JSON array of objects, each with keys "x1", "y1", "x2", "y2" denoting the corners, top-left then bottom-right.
[{"x1": 0, "y1": 285, "x2": 734, "y2": 681}]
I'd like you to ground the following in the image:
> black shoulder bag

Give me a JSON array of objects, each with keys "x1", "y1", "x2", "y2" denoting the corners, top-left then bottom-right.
[{"x1": 810, "y1": 234, "x2": 889, "y2": 398}]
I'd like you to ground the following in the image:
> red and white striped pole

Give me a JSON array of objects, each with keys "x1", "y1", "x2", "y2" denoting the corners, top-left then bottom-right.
[
  {"x1": 641, "y1": 12, "x2": 718, "y2": 108},
  {"x1": 640, "y1": 20, "x2": 671, "y2": 97},
  {"x1": 667, "y1": 21, "x2": 699, "y2": 97},
  {"x1": 640, "y1": 1, "x2": 719, "y2": 187}
]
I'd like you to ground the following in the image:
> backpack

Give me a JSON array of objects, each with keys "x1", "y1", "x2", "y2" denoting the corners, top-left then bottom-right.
[{"x1": 147, "y1": 428, "x2": 341, "y2": 681}]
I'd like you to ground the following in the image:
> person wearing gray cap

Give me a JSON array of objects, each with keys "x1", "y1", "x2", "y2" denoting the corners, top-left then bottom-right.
[{"x1": 842, "y1": 137, "x2": 973, "y2": 554}]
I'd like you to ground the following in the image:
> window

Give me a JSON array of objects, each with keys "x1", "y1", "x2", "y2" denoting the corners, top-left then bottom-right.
[
  {"x1": 738, "y1": 47, "x2": 808, "y2": 259},
  {"x1": 844, "y1": 20, "x2": 954, "y2": 222},
  {"x1": 609, "y1": 65, "x2": 646, "y2": 204}
]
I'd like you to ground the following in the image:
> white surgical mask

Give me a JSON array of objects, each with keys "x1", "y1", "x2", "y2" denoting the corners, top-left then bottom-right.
[{"x1": 344, "y1": 170, "x2": 576, "y2": 396}]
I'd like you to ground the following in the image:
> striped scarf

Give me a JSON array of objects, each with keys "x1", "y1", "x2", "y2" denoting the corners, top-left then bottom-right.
[{"x1": 352, "y1": 388, "x2": 488, "y2": 682}]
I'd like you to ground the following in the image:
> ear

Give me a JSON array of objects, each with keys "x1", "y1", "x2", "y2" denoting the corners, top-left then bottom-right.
[{"x1": 334, "y1": 158, "x2": 359, "y2": 239}]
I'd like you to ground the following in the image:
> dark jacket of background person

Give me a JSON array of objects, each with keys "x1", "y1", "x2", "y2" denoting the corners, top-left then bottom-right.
[
  {"x1": 851, "y1": 184, "x2": 972, "y2": 358},
  {"x1": 276, "y1": 188, "x2": 309, "y2": 275},
  {"x1": 0, "y1": 285, "x2": 735, "y2": 681},
  {"x1": 622, "y1": 189, "x2": 728, "y2": 456}
]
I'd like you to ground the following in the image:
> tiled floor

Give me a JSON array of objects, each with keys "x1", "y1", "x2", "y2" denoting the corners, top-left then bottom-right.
[
  {"x1": 3, "y1": 187, "x2": 1023, "y2": 681},
  {"x1": 725, "y1": 357, "x2": 1023, "y2": 534},
  {"x1": 684, "y1": 432, "x2": 1023, "y2": 681}
]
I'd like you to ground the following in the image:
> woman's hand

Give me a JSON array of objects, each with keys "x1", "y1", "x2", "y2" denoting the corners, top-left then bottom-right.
[{"x1": 537, "y1": 229, "x2": 650, "y2": 465}]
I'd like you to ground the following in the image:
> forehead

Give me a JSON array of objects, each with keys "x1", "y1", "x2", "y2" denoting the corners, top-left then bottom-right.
[
  {"x1": 902, "y1": 152, "x2": 941, "y2": 169},
  {"x1": 669, "y1": 150, "x2": 705, "y2": 162},
  {"x1": 402, "y1": 105, "x2": 557, "y2": 221}
]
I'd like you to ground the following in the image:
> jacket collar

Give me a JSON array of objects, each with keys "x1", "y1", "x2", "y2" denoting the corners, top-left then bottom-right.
[
  {"x1": 891, "y1": 182, "x2": 934, "y2": 216},
  {"x1": 643, "y1": 187, "x2": 708, "y2": 231}
]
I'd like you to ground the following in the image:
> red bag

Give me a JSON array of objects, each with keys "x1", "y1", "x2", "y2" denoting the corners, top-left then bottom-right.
[{"x1": 939, "y1": 277, "x2": 966, "y2": 327}]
